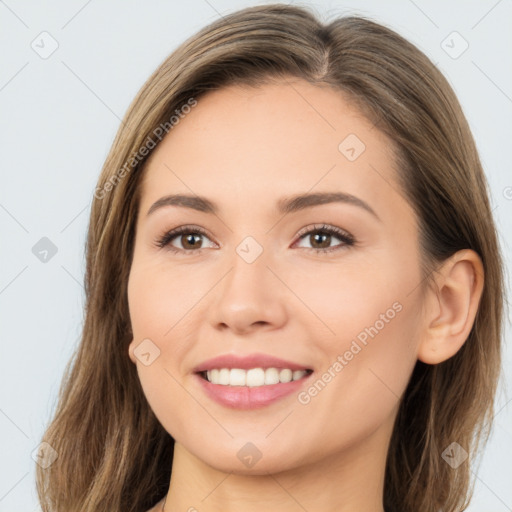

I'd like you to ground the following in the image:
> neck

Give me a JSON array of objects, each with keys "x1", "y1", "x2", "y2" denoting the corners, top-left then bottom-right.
[{"x1": 161, "y1": 423, "x2": 392, "y2": 512}]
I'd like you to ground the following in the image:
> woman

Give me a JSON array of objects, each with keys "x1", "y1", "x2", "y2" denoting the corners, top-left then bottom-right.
[{"x1": 36, "y1": 4, "x2": 505, "y2": 512}]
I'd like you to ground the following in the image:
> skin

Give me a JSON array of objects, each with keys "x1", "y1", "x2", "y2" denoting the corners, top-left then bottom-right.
[{"x1": 127, "y1": 78, "x2": 484, "y2": 512}]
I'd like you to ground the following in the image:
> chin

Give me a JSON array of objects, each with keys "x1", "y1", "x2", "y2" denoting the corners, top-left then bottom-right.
[{"x1": 188, "y1": 440, "x2": 305, "y2": 476}]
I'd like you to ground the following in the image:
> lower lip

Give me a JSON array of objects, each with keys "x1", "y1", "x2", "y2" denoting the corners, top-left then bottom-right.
[{"x1": 195, "y1": 372, "x2": 313, "y2": 409}]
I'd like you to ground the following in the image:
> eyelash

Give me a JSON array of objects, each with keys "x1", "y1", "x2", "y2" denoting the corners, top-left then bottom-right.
[{"x1": 154, "y1": 223, "x2": 355, "y2": 256}]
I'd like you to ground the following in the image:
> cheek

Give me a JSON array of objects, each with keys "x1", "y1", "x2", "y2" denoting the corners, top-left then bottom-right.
[
  {"x1": 127, "y1": 261, "x2": 206, "y2": 435},
  {"x1": 128, "y1": 260, "x2": 199, "y2": 345},
  {"x1": 288, "y1": 252, "x2": 414, "y2": 342},
  {"x1": 291, "y1": 298, "x2": 421, "y2": 462},
  {"x1": 295, "y1": 252, "x2": 422, "y2": 414}
]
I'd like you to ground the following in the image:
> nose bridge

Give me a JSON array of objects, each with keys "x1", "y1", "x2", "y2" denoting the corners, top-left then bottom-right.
[
  {"x1": 226, "y1": 232, "x2": 272, "y2": 295},
  {"x1": 210, "y1": 231, "x2": 288, "y2": 332}
]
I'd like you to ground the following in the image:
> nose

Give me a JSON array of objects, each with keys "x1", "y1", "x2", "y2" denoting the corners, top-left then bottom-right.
[{"x1": 208, "y1": 243, "x2": 288, "y2": 336}]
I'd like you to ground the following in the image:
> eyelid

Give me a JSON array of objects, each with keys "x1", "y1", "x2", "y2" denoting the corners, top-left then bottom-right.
[
  {"x1": 295, "y1": 223, "x2": 353, "y2": 241},
  {"x1": 292, "y1": 223, "x2": 355, "y2": 253},
  {"x1": 154, "y1": 224, "x2": 217, "y2": 251}
]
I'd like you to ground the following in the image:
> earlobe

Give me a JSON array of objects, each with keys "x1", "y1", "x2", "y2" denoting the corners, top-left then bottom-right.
[
  {"x1": 128, "y1": 338, "x2": 137, "y2": 364},
  {"x1": 417, "y1": 249, "x2": 484, "y2": 365}
]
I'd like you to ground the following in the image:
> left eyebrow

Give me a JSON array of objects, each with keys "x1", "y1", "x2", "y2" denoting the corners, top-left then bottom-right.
[
  {"x1": 146, "y1": 191, "x2": 381, "y2": 222},
  {"x1": 276, "y1": 191, "x2": 380, "y2": 221}
]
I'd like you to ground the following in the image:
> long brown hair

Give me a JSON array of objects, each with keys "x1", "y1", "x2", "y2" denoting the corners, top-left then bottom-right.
[{"x1": 36, "y1": 4, "x2": 505, "y2": 511}]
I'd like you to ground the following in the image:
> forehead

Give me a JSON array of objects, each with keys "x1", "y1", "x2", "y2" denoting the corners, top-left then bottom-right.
[{"x1": 138, "y1": 79, "x2": 406, "y2": 223}]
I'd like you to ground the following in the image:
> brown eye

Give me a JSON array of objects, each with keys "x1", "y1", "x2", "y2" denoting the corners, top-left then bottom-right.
[
  {"x1": 308, "y1": 232, "x2": 333, "y2": 249},
  {"x1": 180, "y1": 233, "x2": 204, "y2": 250},
  {"x1": 295, "y1": 224, "x2": 355, "y2": 253},
  {"x1": 155, "y1": 225, "x2": 216, "y2": 253}
]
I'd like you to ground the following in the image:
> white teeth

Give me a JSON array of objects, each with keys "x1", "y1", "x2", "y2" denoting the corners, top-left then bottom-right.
[
  {"x1": 292, "y1": 370, "x2": 306, "y2": 381},
  {"x1": 219, "y1": 368, "x2": 230, "y2": 385},
  {"x1": 230, "y1": 368, "x2": 246, "y2": 386},
  {"x1": 204, "y1": 367, "x2": 309, "y2": 386},
  {"x1": 246, "y1": 368, "x2": 265, "y2": 387},
  {"x1": 264, "y1": 368, "x2": 280, "y2": 385},
  {"x1": 279, "y1": 369, "x2": 293, "y2": 383}
]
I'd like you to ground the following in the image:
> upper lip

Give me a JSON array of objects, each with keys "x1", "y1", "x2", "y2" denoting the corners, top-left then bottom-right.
[{"x1": 193, "y1": 353, "x2": 313, "y2": 373}]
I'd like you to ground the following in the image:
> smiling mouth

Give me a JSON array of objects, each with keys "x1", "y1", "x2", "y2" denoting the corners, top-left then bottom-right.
[{"x1": 198, "y1": 368, "x2": 314, "y2": 387}]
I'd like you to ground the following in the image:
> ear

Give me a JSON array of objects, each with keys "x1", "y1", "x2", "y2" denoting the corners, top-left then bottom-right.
[
  {"x1": 128, "y1": 338, "x2": 137, "y2": 364},
  {"x1": 417, "y1": 249, "x2": 484, "y2": 364}
]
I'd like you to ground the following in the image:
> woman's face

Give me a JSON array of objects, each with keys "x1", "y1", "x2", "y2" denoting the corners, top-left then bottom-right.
[{"x1": 127, "y1": 79, "x2": 426, "y2": 475}]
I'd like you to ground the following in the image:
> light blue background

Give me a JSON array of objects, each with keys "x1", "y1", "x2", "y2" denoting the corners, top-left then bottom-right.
[{"x1": 1, "y1": 1, "x2": 511, "y2": 510}]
